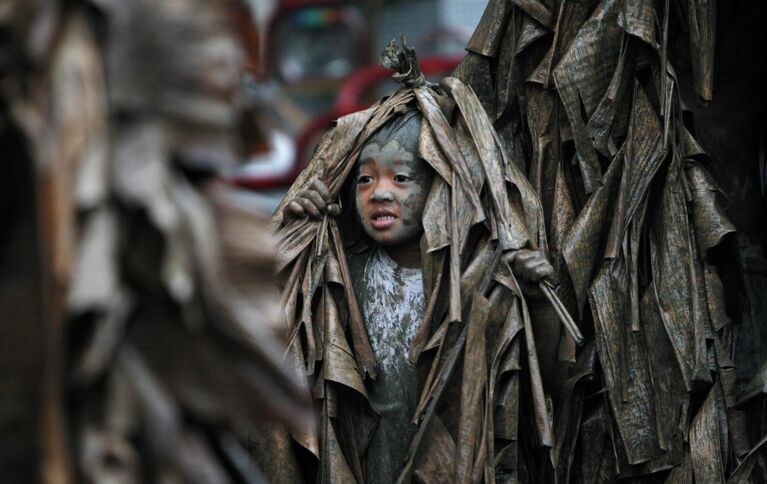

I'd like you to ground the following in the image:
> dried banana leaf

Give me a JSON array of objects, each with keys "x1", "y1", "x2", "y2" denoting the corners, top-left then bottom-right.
[
  {"x1": 457, "y1": 0, "x2": 743, "y2": 481},
  {"x1": 272, "y1": 40, "x2": 574, "y2": 480},
  {"x1": 0, "y1": 1, "x2": 311, "y2": 481}
]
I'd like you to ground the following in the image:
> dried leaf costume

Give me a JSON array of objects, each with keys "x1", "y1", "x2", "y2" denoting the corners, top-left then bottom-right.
[
  {"x1": 0, "y1": 1, "x2": 310, "y2": 481},
  {"x1": 452, "y1": 0, "x2": 762, "y2": 481},
  {"x1": 273, "y1": 40, "x2": 574, "y2": 483}
]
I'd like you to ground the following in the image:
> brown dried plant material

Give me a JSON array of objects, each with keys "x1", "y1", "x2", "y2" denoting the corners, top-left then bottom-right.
[
  {"x1": 589, "y1": 260, "x2": 661, "y2": 465},
  {"x1": 690, "y1": 387, "x2": 726, "y2": 482},
  {"x1": 737, "y1": 359, "x2": 767, "y2": 406},
  {"x1": 0, "y1": 1, "x2": 310, "y2": 482},
  {"x1": 272, "y1": 38, "x2": 578, "y2": 482},
  {"x1": 552, "y1": 0, "x2": 623, "y2": 194},
  {"x1": 687, "y1": 0, "x2": 717, "y2": 101},
  {"x1": 726, "y1": 433, "x2": 767, "y2": 484},
  {"x1": 455, "y1": 0, "x2": 749, "y2": 481}
]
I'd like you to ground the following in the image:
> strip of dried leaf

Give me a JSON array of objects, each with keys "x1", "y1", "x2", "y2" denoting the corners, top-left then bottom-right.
[
  {"x1": 605, "y1": 82, "x2": 665, "y2": 258},
  {"x1": 686, "y1": 162, "x2": 736, "y2": 254},
  {"x1": 650, "y1": 154, "x2": 711, "y2": 388},
  {"x1": 690, "y1": 386, "x2": 726, "y2": 483},
  {"x1": 686, "y1": 0, "x2": 716, "y2": 101},
  {"x1": 511, "y1": 0, "x2": 554, "y2": 29},
  {"x1": 553, "y1": 0, "x2": 624, "y2": 193},
  {"x1": 456, "y1": 293, "x2": 491, "y2": 483},
  {"x1": 466, "y1": 0, "x2": 512, "y2": 58},
  {"x1": 444, "y1": 77, "x2": 532, "y2": 251},
  {"x1": 589, "y1": 260, "x2": 662, "y2": 466},
  {"x1": 562, "y1": 149, "x2": 624, "y2": 315}
]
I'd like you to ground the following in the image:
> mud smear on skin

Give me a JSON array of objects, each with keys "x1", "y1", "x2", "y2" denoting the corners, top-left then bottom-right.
[
  {"x1": 355, "y1": 139, "x2": 434, "y2": 241},
  {"x1": 399, "y1": 161, "x2": 432, "y2": 228}
]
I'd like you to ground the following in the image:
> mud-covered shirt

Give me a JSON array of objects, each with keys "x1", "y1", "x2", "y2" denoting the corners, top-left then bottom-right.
[{"x1": 349, "y1": 246, "x2": 425, "y2": 484}]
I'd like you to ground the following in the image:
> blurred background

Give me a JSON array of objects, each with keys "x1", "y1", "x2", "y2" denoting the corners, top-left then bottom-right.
[
  {"x1": 228, "y1": 0, "x2": 488, "y2": 212},
  {"x1": 0, "y1": 2, "x2": 493, "y2": 481}
]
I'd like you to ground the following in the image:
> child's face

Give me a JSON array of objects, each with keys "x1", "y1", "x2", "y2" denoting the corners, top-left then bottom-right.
[{"x1": 355, "y1": 138, "x2": 433, "y2": 246}]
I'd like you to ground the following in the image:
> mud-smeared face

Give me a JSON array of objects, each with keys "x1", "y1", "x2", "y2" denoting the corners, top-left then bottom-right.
[{"x1": 355, "y1": 138, "x2": 433, "y2": 246}]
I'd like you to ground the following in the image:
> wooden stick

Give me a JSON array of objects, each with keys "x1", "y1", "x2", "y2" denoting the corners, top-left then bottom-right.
[{"x1": 539, "y1": 280, "x2": 584, "y2": 346}]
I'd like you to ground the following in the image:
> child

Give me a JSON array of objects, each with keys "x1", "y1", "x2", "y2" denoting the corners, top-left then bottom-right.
[{"x1": 283, "y1": 108, "x2": 558, "y2": 483}]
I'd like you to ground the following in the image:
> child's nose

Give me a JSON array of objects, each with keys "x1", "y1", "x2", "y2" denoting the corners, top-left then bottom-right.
[
  {"x1": 371, "y1": 180, "x2": 396, "y2": 202},
  {"x1": 371, "y1": 189, "x2": 395, "y2": 202}
]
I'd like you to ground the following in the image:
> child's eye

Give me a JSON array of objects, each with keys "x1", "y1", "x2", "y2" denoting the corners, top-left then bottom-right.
[
  {"x1": 358, "y1": 175, "x2": 373, "y2": 184},
  {"x1": 394, "y1": 174, "x2": 412, "y2": 183}
]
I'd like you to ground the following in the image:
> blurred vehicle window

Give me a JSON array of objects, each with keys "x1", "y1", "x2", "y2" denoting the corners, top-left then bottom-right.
[{"x1": 231, "y1": 0, "x2": 488, "y2": 212}]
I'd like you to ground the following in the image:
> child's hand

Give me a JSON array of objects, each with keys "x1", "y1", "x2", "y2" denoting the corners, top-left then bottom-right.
[
  {"x1": 505, "y1": 249, "x2": 554, "y2": 297},
  {"x1": 284, "y1": 180, "x2": 341, "y2": 221}
]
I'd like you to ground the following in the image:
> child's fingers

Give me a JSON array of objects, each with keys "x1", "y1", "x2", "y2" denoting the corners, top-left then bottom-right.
[
  {"x1": 327, "y1": 203, "x2": 341, "y2": 217},
  {"x1": 517, "y1": 261, "x2": 542, "y2": 281},
  {"x1": 312, "y1": 180, "x2": 332, "y2": 202},
  {"x1": 302, "y1": 190, "x2": 327, "y2": 212},
  {"x1": 505, "y1": 249, "x2": 554, "y2": 283},
  {"x1": 298, "y1": 198, "x2": 322, "y2": 219},
  {"x1": 527, "y1": 260, "x2": 553, "y2": 282},
  {"x1": 504, "y1": 248, "x2": 530, "y2": 265},
  {"x1": 511, "y1": 251, "x2": 536, "y2": 273},
  {"x1": 286, "y1": 201, "x2": 307, "y2": 218},
  {"x1": 538, "y1": 262, "x2": 555, "y2": 279}
]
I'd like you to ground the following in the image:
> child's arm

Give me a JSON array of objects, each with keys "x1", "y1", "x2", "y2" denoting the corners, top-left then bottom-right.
[
  {"x1": 282, "y1": 180, "x2": 341, "y2": 221},
  {"x1": 505, "y1": 249, "x2": 566, "y2": 396}
]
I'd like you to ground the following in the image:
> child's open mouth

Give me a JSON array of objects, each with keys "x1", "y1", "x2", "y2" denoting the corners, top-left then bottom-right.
[{"x1": 370, "y1": 210, "x2": 398, "y2": 230}]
